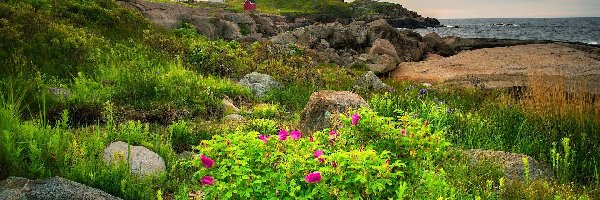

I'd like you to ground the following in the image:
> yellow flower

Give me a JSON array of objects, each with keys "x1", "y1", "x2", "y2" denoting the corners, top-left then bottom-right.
[{"x1": 410, "y1": 150, "x2": 417, "y2": 157}]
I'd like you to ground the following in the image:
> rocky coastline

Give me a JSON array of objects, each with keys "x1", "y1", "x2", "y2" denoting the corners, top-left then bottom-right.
[{"x1": 118, "y1": 0, "x2": 600, "y2": 94}]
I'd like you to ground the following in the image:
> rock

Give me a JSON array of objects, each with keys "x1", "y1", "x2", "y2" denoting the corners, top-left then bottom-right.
[
  {"x1": 367, "y1": 54, "x2": 400, "y2": 74},
  {"x1": 423, "y1": 53, "x2": 443, "y2": 61},
  {"x1": 0, "y1": 176, "x2": 121, "y2": 200},
  {"x1": 270, "y1": 32, "x2": 297, "y2": 45},
  {"x1": 102, "y1": 141, "x2": 166, "y2": 176},
  {"x1": 48, "y1": 87, "x2": 70, "y2": 100},
  {"x1": 224, "y1": 13, "x2": 255, "y2": 24},
  {"x1": 217, "y1": 20, "x2": 242, "y2": 40},
  {"x1": 251, "y1": 14, "x2": 278, "y2": 36},
  {"x1": 299, "y1": 91, "x2": 370, "y2": 133},
  {"x1": 465, "y1": 149, "x2": 553, "y2": 181},
  {"x1": 239, "y1": 72, "x2": 280, "y2": 98},
  {"x1": 223, "y1": 99, "x2": 240, "y2": 115},
  {"x1": 223, "y1": 114, "x2": 245, "y2": 122},
  {"x1": 423, "y1": 32, "x2": 442, "y2": 50},
  {"x1": 353, "y1": 71, "x2": 392, "y2": 93},
  {"x1": 369, "y1": 38, "x2": 398, "y2": 58},
  {"x1": 347, "y1": 21, "x2": 369, "y2": 45}
]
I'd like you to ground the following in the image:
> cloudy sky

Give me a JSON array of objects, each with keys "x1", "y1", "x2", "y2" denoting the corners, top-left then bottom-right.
[{"x1": 377, "y1": 0, "x2": 600, "y2": 19}]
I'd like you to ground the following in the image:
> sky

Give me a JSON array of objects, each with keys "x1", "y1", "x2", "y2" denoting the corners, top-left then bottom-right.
[{"x1": 372, "y1": 0, "x2": 600, "y2": 19}]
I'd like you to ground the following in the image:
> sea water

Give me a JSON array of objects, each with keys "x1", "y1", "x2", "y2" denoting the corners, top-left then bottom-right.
[{"x1": 414, "y1": 17, "x2": 600, "y2": 45}]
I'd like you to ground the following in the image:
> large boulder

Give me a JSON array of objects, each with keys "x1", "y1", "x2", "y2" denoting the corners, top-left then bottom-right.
[
  {"x1": 0, "y1": 176, "x2": 121, "y2": 200},
  {"x1": 465, "y1": 149, "x2": 554, "y2": 181},
  {"x1": 368, "y1": 19, "x2": 426, "y2": 62},
  {"x1": 423, "y1": 32, "x2": 442, "y2": 50},
  {"x1": 369, "y1": 38, "x2": 399, "y2": 59},
  {"x1": 239, "y1": 72, "x2": 280, "y2": 98},
  {"x1": 357, "y1": 54, "x2": 399, "y2": 74},
  {"x1": 353, "y1": 71, "x2": 393, "y2": 93},
  {"x1": 103, "y1": 141, "x2": 166, "y2": 176},
  {"x1": 300, "y1": 91, "x2": 370, "y2": 133}
]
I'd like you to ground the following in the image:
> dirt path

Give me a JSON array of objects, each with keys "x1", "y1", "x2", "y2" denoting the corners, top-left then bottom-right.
[{"x1": 391, "y1": 43, "x2": 600, "y2": 94}]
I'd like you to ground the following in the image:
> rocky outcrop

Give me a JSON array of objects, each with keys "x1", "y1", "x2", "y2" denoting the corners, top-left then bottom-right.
[
  {"x1": 103, "y1": 141, "x2": 166, "y2": 176},
  {"x1": 299, "y1": 91, "x2": 370, "y2": 133},
  {"x1": 0, "y1": 176, "x2": 121, "y2": 200},
  {"x1": 465, "y1": 149, "x2": 553, "y2": 181},
  {"x1": 350, "y1": 0, "x2": 440, "y2": 29},
  {"x1": 271, "y1": 20, "x2": 426, "y2": 67},
  {"x1": 239, "y1": 72, "x2": 280, "y2": 98},
  {"x1": 117, "y1": 0, "x2": 288, "y2": 40},
  {"x1": 391, "y1": 43, "x2": 600, "y2": 94}
]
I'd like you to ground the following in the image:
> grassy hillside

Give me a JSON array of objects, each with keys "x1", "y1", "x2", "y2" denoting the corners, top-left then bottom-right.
[{"x1": 0, "y1": 0, "x2": 598, "y2": 199}]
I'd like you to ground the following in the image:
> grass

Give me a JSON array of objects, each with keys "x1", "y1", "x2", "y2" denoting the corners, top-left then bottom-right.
[{"x1": 1, "y1": 0, "x2": 599, "y2": 199}]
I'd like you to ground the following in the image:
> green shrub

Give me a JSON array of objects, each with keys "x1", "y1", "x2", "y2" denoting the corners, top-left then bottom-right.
[
  {"x1": 185, "y1": 109, "x2": 451, "y2": 198},
  {"x1": 170, "y1": 120, "x2": 197, "y2": 153}
]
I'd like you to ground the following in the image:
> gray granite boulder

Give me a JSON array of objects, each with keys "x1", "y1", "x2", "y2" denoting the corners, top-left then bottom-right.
[
  {"x1": 0, "y1": 176, "x2": 121, "y2": 200},
  {"x1": 465, "y1": 149, "x2": 554, "y2": 181},
  {"x1": 353, "y1": 71, "x2": 393, "y2": 93},
  {"x1": 102, "y1": 141, "x2": 166, "y2": 176},
  {"x1": 239, "y1": 72, "x2": 280, "y2": 98}
]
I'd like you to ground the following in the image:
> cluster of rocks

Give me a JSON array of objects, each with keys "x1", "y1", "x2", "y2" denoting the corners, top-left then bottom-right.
[
  {"x1": 271, "y1": 19, "x2": 427, "y2": 74},
  {"x1": 350, "y1": 0, "x2": 441, "y2": 29},
  {"x1": 118, "y1": 0, "x2": 290, "y2": 40}
]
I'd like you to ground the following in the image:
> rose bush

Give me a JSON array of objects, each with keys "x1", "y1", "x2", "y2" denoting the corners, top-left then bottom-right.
[{"x1": 184, "y1": 108, "x2": 450, "y2": 198}]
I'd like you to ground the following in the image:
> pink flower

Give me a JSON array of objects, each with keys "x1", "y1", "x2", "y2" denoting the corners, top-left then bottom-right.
[
  {"x1": 290, "y1": 130, "x2": 302, "y2": 140},
  {"x1": 351, "y1": 113, "x2": 360, "y2": 125},
  {"x1": 201, "y1": 176, "x2": 214, "y2": 186},
  {"x1": 401, "y1": 129, "x2": 407, "y2": 137},
  {"x1": 318, "y1": 158, "x2": 325, "y2": 163},
  {"x1": 329, "y1": 140, "x2": 334, "y2": 147},
  {"x1": 305, "y1": 172, "x2": 322, "y2": 183},
  {"x1": 309, "y1": 134, "x2": 314, "y2": 142},
  {"x1": 329, "y1": 130, "x2": 337, "y2": 140},
  {"x1": 278, "y1": 129, "x2": 288, "y2": 141},
  {"x1": 200, "y1": 155, "x2": 214, "y2": 169},
  {"x1": 259, "y1": 134, "x2": 269, "y2": 143},
  {"x1": 332, "y1": 161, "x2": 337, "y2": 168},
  {"x1": 313, "y1": 150, "x2": 323, "y2": 158}
]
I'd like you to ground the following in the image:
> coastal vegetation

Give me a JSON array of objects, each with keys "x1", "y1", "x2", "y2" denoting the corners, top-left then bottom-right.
[{"x1": 0, "y1": 0, "x2": 599, "y2": 199}]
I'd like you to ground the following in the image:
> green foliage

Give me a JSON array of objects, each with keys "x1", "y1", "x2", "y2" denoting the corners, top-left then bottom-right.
[
  {"x1": 170, "y1": 120, "x2": 198, "y2": 153},
  {"x1": 186, "y1": 109, "x2": 451, "y2": 198}
]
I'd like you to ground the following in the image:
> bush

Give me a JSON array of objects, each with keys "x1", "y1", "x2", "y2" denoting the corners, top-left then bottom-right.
[{"x1": 185, "y1": 109, "x2": 451, "y2": 198}]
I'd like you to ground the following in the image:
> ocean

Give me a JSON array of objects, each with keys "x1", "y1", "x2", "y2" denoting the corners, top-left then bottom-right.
[{"x1": 413, "y1": 17, "x2": 600, "y2": 45}]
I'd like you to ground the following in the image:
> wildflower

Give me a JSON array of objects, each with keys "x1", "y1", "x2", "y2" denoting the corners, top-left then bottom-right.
[
  {"x1": 329, "y1": 140, "x2": 334, "y2": 147},
  {"x1": 401, "y1": 129, "x2": 407, "y2": 137},
  {"x1": 200, "y1": 155, "x2": 214, "y2": 169},
  {"x1": 265, "y1": 152, "x2": 270, "y2": 158},
  {"x1": 259, "y1": 134, "x2": 269, "y2": 143},
  {"x1": 331, "y1": 161, "x2": 337, "y2": 168},
  {"x1": 201, "y1": 176, "x2": 214, "y2": 186},
  {"x1": 351, "y1": 113, "x2": 360, "y2": 125},
  {"x1": 329, "y1": 130, "x2": 337, "y2": 140},
  {"x1": 290, "y1": 130, "x2": 302, "y2": 140},
  {"x1": 305, "y1": 172, "x2": 322, "y2": 183},
  {"x1": 386, "y1": 159, "x2": 390, "y2": 165},
  {"x1": 314, "y1": 150, "x2": 323, "y2": 158},
  {"x1": 309, "y1": 134, "x2": 314, "y2": 142},
  {"x1": 278, "y1": 129, "x2": 288, "y2": 141},
  {"x1": 419, "y1": 88, "x2": 428, "y2": 95}
]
